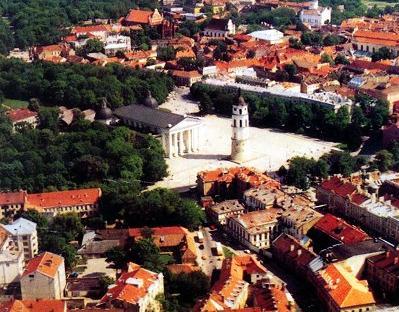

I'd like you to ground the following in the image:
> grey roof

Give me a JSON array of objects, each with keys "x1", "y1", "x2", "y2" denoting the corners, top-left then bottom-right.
[
  {"x1": 320, "y1": 239, "x2": 388, "y2": 263},
  {"x1": 114, "y1": 104, "x2": 185, "y2": 129},
  {"x1": 3, "y1": 218, "x2": 36, "y2": 236}
]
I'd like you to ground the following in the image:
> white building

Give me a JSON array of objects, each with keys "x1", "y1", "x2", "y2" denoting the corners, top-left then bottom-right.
[
  {"x1": 104, "y1": 35, "x2": 132, "y2": 56},
  {"x1": 249, "y1": 29, "x2": 284, "y2": 44},
  {"x1": 3, "y1": 218, "x2": 38, "y2": 261},
  {"x1": 231, "y1": 95, "x2": 250, "y2": 163},
  {"x1": 20, "y1": 252, "x2": 66, "y2": 300},
  {"x1": 299, "y1": 0, "x2": 332, "y2": 27},
  {"x1": 0, "y1": 227, "x2": 24, "y2": 286},
  {"x1": 114, "y1": 103, "x2": 202, "y2": 158},
  {"x1": 203, "y1": 18, "x2": 235, "y2": 37}
]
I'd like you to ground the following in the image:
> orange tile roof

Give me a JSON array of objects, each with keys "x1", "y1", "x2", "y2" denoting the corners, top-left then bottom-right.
[
  {"x1": 100, "y1": 263, "x2": 159, "y2": 305},
  {"x1": 26, "y1": 188, "x2": 101, "y2": 211},
  {"x1": 0, "y1": 299, "x2": 66, "y2": 312},
  {"x1": 125, "y1": 9, "x2": 154, "y2": 24},
  {"x1": 353, "y1": 30, "x2": 399, "y2": 47},
  {"x1": 0, "y1": 191, "x2": 26, "y2": 205},
  {"x1": 317, "y1": 262, "x2": 375, "y2": 308},
  {"x1": 22, "y1": 252, "x2": 64, "y2": 279},
  {"x1": 72, "y1": 25, "x2": 108, "y2": 34},
  {"x1": 170, "y1": 70, "x2": 202, "y2": 78},
  {"x1": 7, "y1": 109, "x2": 37, "y2": 123}
]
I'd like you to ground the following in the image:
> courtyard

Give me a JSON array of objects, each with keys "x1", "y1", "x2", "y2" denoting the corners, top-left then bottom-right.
[{"x1": 154, "y1": 88, "x2": 338, "y2": 191}]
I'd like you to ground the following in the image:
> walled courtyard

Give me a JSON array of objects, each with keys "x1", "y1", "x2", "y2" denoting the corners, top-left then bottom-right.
[{"x1": 154, "y1": 87, "x2": 338, "y2": 191}]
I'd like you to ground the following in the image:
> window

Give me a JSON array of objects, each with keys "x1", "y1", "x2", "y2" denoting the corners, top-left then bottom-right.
[
  {"x1": 240, "y1": 120, "x2": 242, "y2": 127},
  {"x1": 234, "y1": 120, "x2": 236, "y2": 127}
]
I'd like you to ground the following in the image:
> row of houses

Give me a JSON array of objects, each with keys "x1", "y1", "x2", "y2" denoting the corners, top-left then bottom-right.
[{"x1": 0, "y1": 188, "x2": 102, "y2": 219}]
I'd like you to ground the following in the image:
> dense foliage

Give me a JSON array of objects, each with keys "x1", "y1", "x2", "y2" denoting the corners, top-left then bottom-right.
[
  {"x1": 0, "y1": 110, "x2": 167, "y2": 192},
  {"x1": 103, "y1": 187, "x2": 206, "y2": 230},
  {"x1": 0, "y1": 58, "x2": 174, "y2": 110},
  {"x1": 191, "y1": 83, "x2": 389, "y2": 150},
  {"x1": 242, "y1": 7, "x2": 297, "y2": 30},
  {"x1": 16, "y1": 210, "x2": 84, "y2": 268},
  {"x1": 281, "y1": 151, "x2": 367, "y2": 189},
  {"x1": 0, "y1": 0, "x2": 158, "y2": 50}
]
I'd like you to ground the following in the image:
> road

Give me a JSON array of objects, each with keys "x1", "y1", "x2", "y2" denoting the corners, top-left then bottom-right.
[{"x1": 195, "y1": 227, "x2": 223, "y2": 276}]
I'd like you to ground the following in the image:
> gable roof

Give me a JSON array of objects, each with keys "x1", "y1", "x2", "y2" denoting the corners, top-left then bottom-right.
[
  {"x1": 6, "y1": 109, "x2": 37, "y2": 123},
  {"x1": 3, "y1": 218, "x2": 36, "y2": 236},
  {"x1": 22, "y1": 252, "x2": 64, "y2": 279},
  {"x1": 313, "y1": 214, "x2": 369, "y2": 245},
  {"x1": 114, "y1": 104, "x2": 185, "y2": 129},
  {"x1": 25, "y1": 188, "x2": 101, "y2": 211},
  {"x1": 205, "y1": 18, "x2": 230, "y2": 31},
  {"x1": 318, "y1": 262, "x2": 375, "y2": 308},
  {"x1": 0, "y1": 191, "x2": 26, "y2": 206},
  {"x1": 0, "y1": 299, "x2": 66, "y2": 312}
]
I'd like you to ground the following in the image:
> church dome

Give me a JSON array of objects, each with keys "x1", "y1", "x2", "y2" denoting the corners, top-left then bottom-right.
[
  {"x1": 96, "y1": 98, "x2": 113, "y2": 120},
  {"x1": 144, "y1": 91, "x2": 158, "y2": 109}
]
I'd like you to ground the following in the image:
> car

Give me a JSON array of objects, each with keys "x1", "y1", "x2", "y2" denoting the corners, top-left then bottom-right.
[
  {"x1": 244, "y1": 249, "x2": 251, "y2": 254},
  {"x1": 69, "y1": 272, "x2": 79, "y2": 278},
  {"x1": 201, "y1": 255, "x2": 207, "y2": 260},
  {"x1": 199, "y1": 244, "x2": 204, "y2": 250}
]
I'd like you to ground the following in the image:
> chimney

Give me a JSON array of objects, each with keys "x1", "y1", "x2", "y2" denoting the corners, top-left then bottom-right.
[
  {"x1": 297, "y1": 249, "x2": 302, "y2": 256},
  {"x1": 290, "y1": 244, "x2": 295, "y2": 252},
  {"x1": 394, "y1": 257, "x2": 399, "y2": 265}
]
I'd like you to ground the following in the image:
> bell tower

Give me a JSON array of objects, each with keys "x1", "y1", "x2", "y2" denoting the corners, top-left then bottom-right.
[{"x1": 231, "y1": 92, "x2": 249, "y2": 163}]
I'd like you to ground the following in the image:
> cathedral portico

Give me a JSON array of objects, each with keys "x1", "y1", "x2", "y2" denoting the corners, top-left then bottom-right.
[{"x1": 163, "y1": 124, "x2": 201, "y2": 158}]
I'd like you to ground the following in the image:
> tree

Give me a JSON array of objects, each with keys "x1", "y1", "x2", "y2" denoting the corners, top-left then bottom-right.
[
  {"x1": 335, "y1": 53, "x2": 349, "y2": 65},
  {"x1": 283, "y1": 64, "x2": 297, "y2": 80},
  {"x1": 372, "y1": 47, "x2": 395, "y2": 62},
  {"x1": 98, "y1": 276, "x2": 115, "y2": 298},
  {"x1": 130, "y1": 238, "x2": 171, "y2": 272},
  {"x1": 375, "y1": 150, "x2": 394, "y2": 172},
  {"x1": 52, "y1": 213, "x2": 84, "y2": 242},
  {"x1": 321, "y1": 53, "x2": 334, "y2": 65},
  {"x1": 28, "y1": 98, "x2": 40, "y2": 112},
  {"x1": 323, "y1": 34, "x2": 340, "y2": 46},
  {"x1": 78, "y1": 39, "x2": 104, "y2": 56},
  {"x1": 106, "y1": 246, "x2": 128, "y2": 270},
  {"x1": 157, "y1": 46, "x2": 176, "y2": 61},
  {"x1": 301, "y1": 31, "x2": 323, "y2": 46},
  {"x1": 199, "y1": 93, "x2": 214, "y2": 114},
  {"x1": 165, "y1": 271, "x2": 210, "y2": 306}
]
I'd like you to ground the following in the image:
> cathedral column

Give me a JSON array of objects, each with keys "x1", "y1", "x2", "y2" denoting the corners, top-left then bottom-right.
[
  {"x1": 178, "y1": 131, "x2": 185, "y2": 156},
  {"x1": 188, "y1": 129, "x2": 194, "y2": 153},
  {"x1": 168, "y1": 133, "x2": 173, "y2": 158}
]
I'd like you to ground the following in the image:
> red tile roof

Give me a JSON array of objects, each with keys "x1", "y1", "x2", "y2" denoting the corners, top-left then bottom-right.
[
  {"x1": 313, "y1": 214, "x2": 370, "y2": 245},
  {"x1": 6, "y1": 109, "x2": 37, "y2": 123},
  {"x1": 22, "y1": 252, "x2": 64, "y2": 279},
  {"x1": 0, "y1": 299, "x2": 66, "y2": 312},
  {"x1": 0, "y1": 191, "x2": 26, "y2": 205},
  {"x1": 72, "y1": 25, "x2": 108, "y2": 34},
  {"x1": 26, "y1": 188, "x2": 101, "y2": 211}
]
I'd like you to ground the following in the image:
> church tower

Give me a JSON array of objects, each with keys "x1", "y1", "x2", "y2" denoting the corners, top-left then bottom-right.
[{"x1": 231, "y1": 93, "x2": 249, "y2": 163}]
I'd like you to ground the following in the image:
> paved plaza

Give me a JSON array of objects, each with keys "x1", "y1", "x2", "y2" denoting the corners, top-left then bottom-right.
[{"x1": 155, "y1": 88, "x2": 337, "y2": 191}]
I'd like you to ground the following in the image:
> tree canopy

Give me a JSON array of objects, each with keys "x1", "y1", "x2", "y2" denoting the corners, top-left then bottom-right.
[{"x1": 0, "y1": 58, "x2": 174, "y2": 110}]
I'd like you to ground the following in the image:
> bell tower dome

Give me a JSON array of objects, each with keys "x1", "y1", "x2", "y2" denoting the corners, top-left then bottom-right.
[{"x1": 231, "y1": 91, "x2": 249, "y2": 163}]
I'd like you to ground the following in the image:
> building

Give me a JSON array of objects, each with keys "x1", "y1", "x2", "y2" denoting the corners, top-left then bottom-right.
[
  {"x1": 279, "y1": 205, "x2": 322, "y2": 240},
  {"x1": 308, "y1": 214, "x2": 370, "y2": 252},
  {"x1": 352, "y1": 30, "x2": 399, "y2": 56},
  {"x1": 194, "y1": 255, "x2": 269, "y2": 311},
  {"x1": 243, "y1": 187, "x2": 285, "y2": 211},
  {"x1": 231, "y1": 95, "x2": 250, "y2": 163},
  {"x1": 128, "y1": 226, "x2": 197, "y2": 265},
  {"x1": 203, "y1": 18, "x2": 236, "y2": 37},
  {"x1": 0, "y1": 299, "x2": 67, "y2": 312},
  {"x1": 70, "y1": 25, "x2": 108, "y2": 42},
  {"x1": 366, "y1": 249, "x2": 399, "y2": 299},
  {"x1": 20, "y1": 252, "x2": 66, "y2": 300},
  {"x1": 99, "y1": 262, "x2": 164, "y2": 312},
  {"x1": 196, "y1": 167, "x2": 280, "y2": 198},
  {"x1": 272, "y1": 233, "x2": 318, "y2": 279},
  {"x1": 207, "y1": 200, "x2": 245, "y2": 225},
  {"x1": 0, "y1": 192, "x2": 27, "y2": 220},
  {"x1": 248, "y1": 29, "x2": 284, "y2": 44},
  {"x1": 25, "y1": 188, "x2": 102, "y2": 218},
  {"x1": 316, "y1": 175, "x2": 399, "y2": 243},
  {"x1": 6, "y1": 109, "x2": 38, "y2": 130},
  {"x1": 114, "y1": 103, "x2": 202, "y2": 158},
  {"x1": 123, "y1": 9, "x2": 163, "y2": 27},
  {"x1": 299, "y1": 0, "x2": 331, "y2": 27},
  {"x1": 2, "y1": 218, "x2": 38, "y2": 261},
  {"x1": 312, "y1": 261, "x2": 376, "y2": 312},
  {"x1": 0, "y1": 227, "x2": 24, "y2": 285},
  {"x1": 104, "y1": 35, "x2": 131, "y2": 56},
  {"x1": 169, "y1": 70, "x2": 202, "y2": 86},
  {"x1": 0, "y1": 188, "x2": 101, "y2": 219},
  {"x1": 227, "y1": 209, "x2": 281, "y2": 252}
]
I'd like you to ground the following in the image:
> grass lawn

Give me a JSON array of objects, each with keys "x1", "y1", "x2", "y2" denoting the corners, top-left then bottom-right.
[{"x1": 2, "y1": 98, "x2": 29, "y2": 109}]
